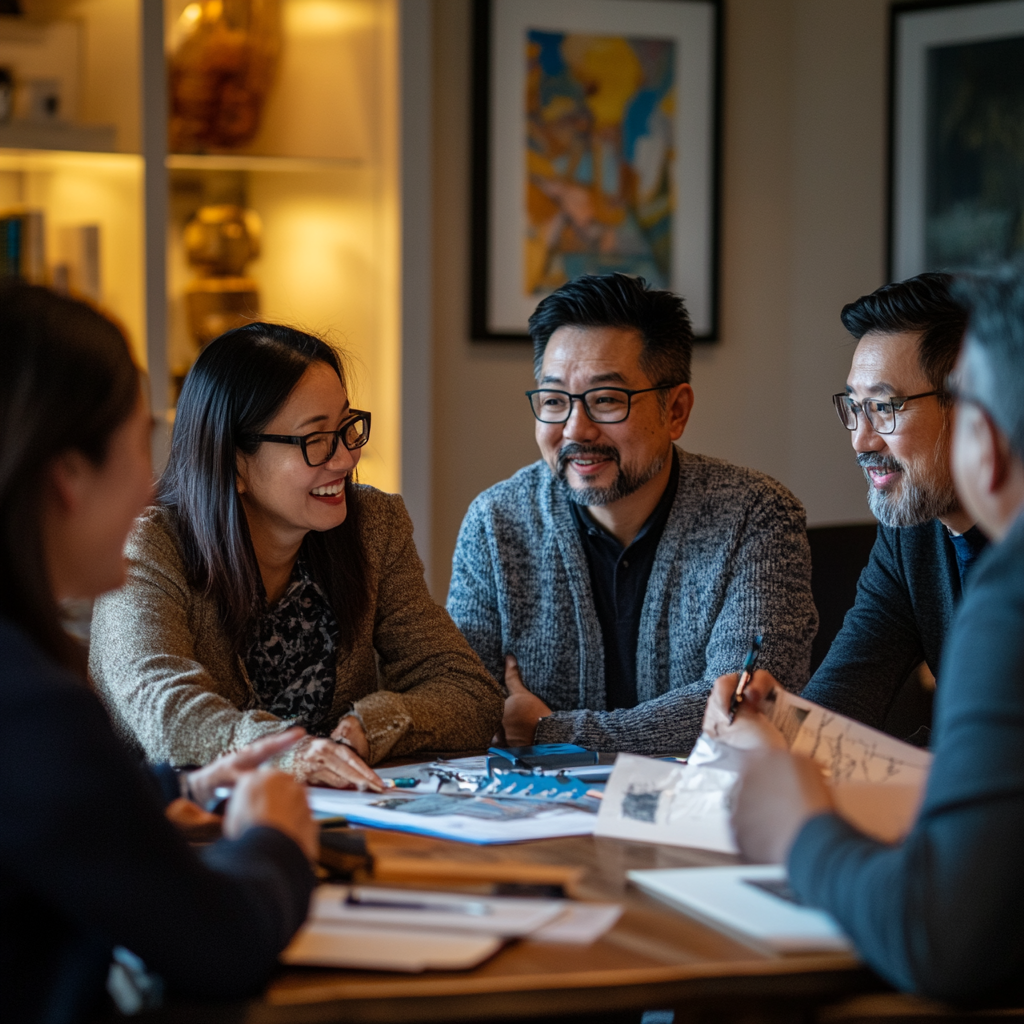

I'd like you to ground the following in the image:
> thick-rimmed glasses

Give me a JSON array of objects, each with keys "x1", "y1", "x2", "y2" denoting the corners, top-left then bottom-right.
[
  {"x1": 832, "y1": 391, "x2": 938, "y2": 435},
  {"x1": 526, "y1": 385, "x2": 680, "y2": 424},
  {"x1": 247, "y1": 410, "x2": 371, "y2": 467}
]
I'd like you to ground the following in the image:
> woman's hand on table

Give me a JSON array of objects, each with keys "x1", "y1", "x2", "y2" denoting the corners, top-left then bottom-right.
[
  {"x1": 330, "y1": 713, "x2": 370, "y2": 760},
  {"x1": 298, "y1": 724, "x2": 385, "y2": 792},
  {"x1": 184, "y1": 726, "x2": 307, "y2": 807}
]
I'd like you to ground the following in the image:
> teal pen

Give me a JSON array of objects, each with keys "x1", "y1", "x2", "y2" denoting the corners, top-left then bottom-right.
[{"x1": 728, "y1": 635, "x2": 763, "y2": 724}]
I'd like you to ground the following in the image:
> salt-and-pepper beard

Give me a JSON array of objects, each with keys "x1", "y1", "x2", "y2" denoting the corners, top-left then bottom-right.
[
  {"x1": 858, "y1": 418, "x2": 959, "y2": 527},
  {"x1": 555, "y1": 442, "x2": 666, "y2": 507}
]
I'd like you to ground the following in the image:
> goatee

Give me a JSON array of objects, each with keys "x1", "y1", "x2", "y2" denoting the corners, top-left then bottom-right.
[
  {"x1": 556, "y1": 443, "x2": 666, "y2": 507},
  {"x1": 858, "y1": 451, "x2": 959, "y2": 528}
]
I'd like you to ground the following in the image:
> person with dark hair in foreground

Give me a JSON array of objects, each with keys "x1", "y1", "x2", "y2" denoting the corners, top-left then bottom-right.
[
  {"x1": 729, "y1": 266, "x2": 1024, "y2": 1002},
  {"x1": 0, "y1": 286, "x2": 316, "y2": 1023},
  {"x1": 90, "y1": 322, "x2": 501, "y2": 785},
  {"x1": 447, "y1": 273, "x2": 817, "y2": 754},
  {"x1": 704, "y1": 272, "x2": 981, "y2": 745}
]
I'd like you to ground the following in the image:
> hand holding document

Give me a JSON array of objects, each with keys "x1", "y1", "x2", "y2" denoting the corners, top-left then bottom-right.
[
  {"x1": 596, "y1": 687, "x2": 932, "y2": 854},
  {"x1": 758, "y1": 687, "x2": 931, "y2": 843}
]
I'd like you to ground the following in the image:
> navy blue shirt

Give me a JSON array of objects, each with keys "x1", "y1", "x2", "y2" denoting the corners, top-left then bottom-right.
[
  {"x1": 802, "y1": 517, "x2": 988, "y2": 736},
  {"x1": 570, "y1": 450, "x2": 679, "y2": 711},
  {"x1": 947, "y1": 524, "x2": 987, "y2": 587}
]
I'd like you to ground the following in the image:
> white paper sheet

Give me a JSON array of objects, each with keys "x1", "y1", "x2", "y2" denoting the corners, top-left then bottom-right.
[
  {"x1": 528, "y1": 903, "x2": 623, "y2": 944},
  {"x1": 763, "y1": 688, "x2": 931, "y2": 842},
  {"x1": 310, "y1": 884, "x2": 565, "y2": 936},
  {"x1": 594, "y1": 753, "x2": 739, "y2": 854},
  {"x1": 763, "y1": 688, "x2": 933, "y2": 787}
]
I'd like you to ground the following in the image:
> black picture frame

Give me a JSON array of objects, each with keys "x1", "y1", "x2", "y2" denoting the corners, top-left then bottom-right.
[
  {"x1": 888, "y1": 0, "x2": 1024, "y2": 281},
  {"x1": 471, "y1": 0, "x2": 722, "y2": 342}
]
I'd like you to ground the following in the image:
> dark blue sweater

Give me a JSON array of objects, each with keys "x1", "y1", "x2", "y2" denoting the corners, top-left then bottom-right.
[
  {"x1": 788, "y1": 512, "x2": 1024, "y2": 1002},
  {"x1": 801, "y1": 519, "x2": 985, "y2": 733},
  {"x1": 0, "y1": 619, "x2": 315, "y2": 1024}
]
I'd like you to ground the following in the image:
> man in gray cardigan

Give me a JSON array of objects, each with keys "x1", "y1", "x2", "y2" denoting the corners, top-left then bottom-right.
[{"x1": 447, "y1": 274, "x2": 817, "y2": 755}]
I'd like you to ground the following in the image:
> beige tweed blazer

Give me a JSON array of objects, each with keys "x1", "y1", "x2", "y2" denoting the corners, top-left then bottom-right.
[{"x1": 89, "y1": 487, "x2": 502, "y2": 769}]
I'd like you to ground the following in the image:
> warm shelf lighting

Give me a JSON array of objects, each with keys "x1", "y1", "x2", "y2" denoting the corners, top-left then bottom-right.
[
  {"x1": 284, "y1": 0, "x2": 373, "y2": 38},
  {"x1": 166, "y1": 154, "x2": 362, "y2": 173}
]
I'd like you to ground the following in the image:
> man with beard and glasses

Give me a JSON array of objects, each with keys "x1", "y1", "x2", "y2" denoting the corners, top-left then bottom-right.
[
  {"x1": 446, "y1": 274, "x2": 817, "y2": 754},
  {"x1": 702, "y1": 272, "x2": 983, "y2": 747},
  {"x1": 727, "y1": 266, "x2": 1024, "y2": 1004}
]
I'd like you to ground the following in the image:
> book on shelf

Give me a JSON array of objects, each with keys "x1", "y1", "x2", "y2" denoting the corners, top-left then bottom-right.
[{"x1": 0, "y1": 209, "x2": 44, "y2": 283}]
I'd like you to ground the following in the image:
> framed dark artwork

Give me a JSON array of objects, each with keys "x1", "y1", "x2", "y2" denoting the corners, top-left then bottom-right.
[
  {"x1": 890, "y1": 0, "x2": 1024, "y2": 280},
  {"x1": 471, "y1": 0, "x2": 721, "y2": 341}
]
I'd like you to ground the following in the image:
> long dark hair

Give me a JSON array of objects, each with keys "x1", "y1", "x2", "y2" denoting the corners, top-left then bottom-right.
[
  {"x1": 0, "y1": 284, "x2": 140, "y2": 670},
  {"x1": 158, "y1": 322, "x2": 368, "y2": 652}
]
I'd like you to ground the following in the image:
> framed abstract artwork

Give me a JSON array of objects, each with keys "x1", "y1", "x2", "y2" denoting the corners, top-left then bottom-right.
[
  {"x1": 890, "y1": 0, "x2": 1024, "y2": 280},
  {"x1": 471, "y1": 0, "x2": 721, "y2": 341}
]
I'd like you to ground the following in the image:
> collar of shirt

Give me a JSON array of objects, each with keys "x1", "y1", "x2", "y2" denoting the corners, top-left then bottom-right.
[
  {"x1": 568, "y1": 449, "x2": 680, "y2": 712},
  {"x1": 946, "y1": 524, "x2": 989, "y2": 588}
]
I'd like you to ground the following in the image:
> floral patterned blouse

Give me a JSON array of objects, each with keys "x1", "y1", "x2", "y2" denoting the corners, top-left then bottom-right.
[{"x1": 244, "y1": 559, "x2": 339, "y2": 729}]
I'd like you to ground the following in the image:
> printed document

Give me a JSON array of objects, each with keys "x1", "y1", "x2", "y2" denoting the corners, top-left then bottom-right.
[{"x1": 596, "y1": 688, "x2": 933, "y2": 852}]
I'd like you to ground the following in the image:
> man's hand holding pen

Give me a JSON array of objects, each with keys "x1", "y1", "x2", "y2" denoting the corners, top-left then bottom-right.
[{"x1": 701, "y1": 668, "x2": 780, "y2": 741}]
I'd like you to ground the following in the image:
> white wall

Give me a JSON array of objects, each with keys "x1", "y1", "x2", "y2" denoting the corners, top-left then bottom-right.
[{"x1": 428, "y1": 0, "x2": 889, "y2": 597}]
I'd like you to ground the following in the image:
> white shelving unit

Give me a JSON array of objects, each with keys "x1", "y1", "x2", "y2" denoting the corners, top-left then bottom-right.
[{"x1": 0, "y1": 0, "x2": 433, "y2": 569}]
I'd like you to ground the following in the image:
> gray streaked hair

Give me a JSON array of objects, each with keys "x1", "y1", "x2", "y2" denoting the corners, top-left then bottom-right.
[{"x1": 951, "y1": 265, "x2": 1024, "y2": 460}]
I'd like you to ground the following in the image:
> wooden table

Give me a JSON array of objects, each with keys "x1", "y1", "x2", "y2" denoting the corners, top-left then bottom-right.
[{"x1": 140, "y1": 827, "x2": 886, "y2": 1024}]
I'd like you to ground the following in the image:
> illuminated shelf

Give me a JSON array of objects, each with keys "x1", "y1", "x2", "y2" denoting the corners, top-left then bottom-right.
[
  {"x1": 167, "y1": 153, "x2": 363, "y2": 173},
  {"x1": 0, "y1": 149, "x2": 141, "y2": 171},
  {"x1": 0, "y1": 122, "x2": 117, "y2": 153}
]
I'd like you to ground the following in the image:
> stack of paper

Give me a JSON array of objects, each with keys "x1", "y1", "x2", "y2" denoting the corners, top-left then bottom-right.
[{"x1": 281, "y1": 886, "x2": 622, "y2": 971}]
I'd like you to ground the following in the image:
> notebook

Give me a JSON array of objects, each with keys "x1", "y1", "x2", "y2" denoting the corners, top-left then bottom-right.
[{"x1": 627, "y1": 865, "x2": 854, "y2": 956}]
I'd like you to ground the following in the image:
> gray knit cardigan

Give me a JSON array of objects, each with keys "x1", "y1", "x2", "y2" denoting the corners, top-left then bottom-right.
[
  {"x1": 90, "y1": 487, "x2": 503, "y2": 769},
  {"x1": 447, "y1": 449, "x2": 817, "y2": 754}
]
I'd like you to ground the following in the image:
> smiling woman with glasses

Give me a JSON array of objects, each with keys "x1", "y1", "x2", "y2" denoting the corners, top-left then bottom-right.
[{"x1": 89, "y1": 322, "x2": 502, "y2": 789}]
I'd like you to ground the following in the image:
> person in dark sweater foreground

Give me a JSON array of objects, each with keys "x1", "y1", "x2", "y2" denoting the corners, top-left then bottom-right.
[
  {"x1": 729, "y1": 267, "x2": 1024, "y2": 1002},
  {"x1": 0, "y1": 286, "x2": 316, "y2": 1024},
  {"x1": 704, "y1": 273, "x2": 984, "y2": 744}
]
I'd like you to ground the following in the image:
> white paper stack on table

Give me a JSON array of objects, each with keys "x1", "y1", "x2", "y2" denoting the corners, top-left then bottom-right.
[
  {"x1": 595, "y1": 688, "x2": 933, "y2": 854},
  {"x1": 281, "y1": 886, "x2": 622, "y2": 971}
]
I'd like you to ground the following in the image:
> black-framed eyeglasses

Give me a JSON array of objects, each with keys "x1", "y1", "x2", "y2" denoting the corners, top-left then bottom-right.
[
  {"x1": 246, "y1": 410, "x2": 371, "y2": 467},
  {"x1": 525, "y1": 385, "x2": 681, "y2": 424},
  {"x1": 832, "y1": 391, "x2": 939, "y2": 435}
]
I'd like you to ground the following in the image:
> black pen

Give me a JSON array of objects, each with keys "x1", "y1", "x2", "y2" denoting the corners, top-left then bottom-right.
[
  {"x1": 728, "y1": 634, "x2": 763, "y2": 724},
  {"x1": 344, "y1": 891, "x2": 492, "y2": 916}
]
